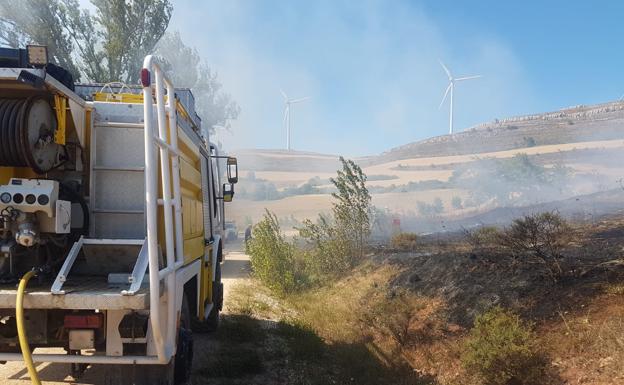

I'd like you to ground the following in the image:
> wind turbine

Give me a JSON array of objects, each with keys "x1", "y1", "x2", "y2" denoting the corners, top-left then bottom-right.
[
  {"x1": 438, "y1": 60, "x2": 482, "y2": 135},
  {"x1": 281, "y1": 89, "x2": 310, "y2": 151}
]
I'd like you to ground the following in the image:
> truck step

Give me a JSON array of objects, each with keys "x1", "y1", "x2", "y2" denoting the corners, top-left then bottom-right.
[{"x1": 0, "y1": 277, "x2": 151, "y2": 310}]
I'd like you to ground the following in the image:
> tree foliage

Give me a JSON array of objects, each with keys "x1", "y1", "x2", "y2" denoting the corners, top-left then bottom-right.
[
  {"x1": 298, "y1": 214, "x2": 352, "y2": 281},
  {"x1": 0, "y1": 1, "x2": 239, "y2": 132},
  {"x1": 249, "y1": 159, "x2": 372, "y2": 293},
  {"x1": 297, "y1": 157, "x2": 372, "y2": 278},
  {"x1": 155, "y1": 31, "x2": 240, "y2": 131},
  {"x1": 0, "y1": 0, "x2": 82, "y2": 77},
  {"x1": 0, "y1": 0, "x2": 172, "y2": 83},
  {"x1": 330, "y1": 156, "x2": 372, "y2": 258}
]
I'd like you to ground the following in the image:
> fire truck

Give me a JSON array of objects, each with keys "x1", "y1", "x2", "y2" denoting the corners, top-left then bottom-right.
[{"x1": 0, "y1": 45, "x2": 238, "y2": 384}]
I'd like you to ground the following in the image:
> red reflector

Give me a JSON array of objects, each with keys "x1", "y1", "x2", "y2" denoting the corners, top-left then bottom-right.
[
  {"x1": 140, "y1": 68, "x2": 151, "y2": 87},
  {"x1": 64, "y1": 314, "x2": 103, "y2": 329}
]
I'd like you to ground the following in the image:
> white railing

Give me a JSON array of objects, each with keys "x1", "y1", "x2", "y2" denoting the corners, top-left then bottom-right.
[{"x1": 141, "y1": 55, "x2": 185, "y2": 363}]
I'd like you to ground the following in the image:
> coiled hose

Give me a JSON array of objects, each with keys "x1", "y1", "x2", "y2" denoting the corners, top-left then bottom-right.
[
  {"x1": 0, "y1": 97, "x2": 63, "y2": 173},
  {"x1": 16, "y1": 270, "x2": 41, "y2": 385}
]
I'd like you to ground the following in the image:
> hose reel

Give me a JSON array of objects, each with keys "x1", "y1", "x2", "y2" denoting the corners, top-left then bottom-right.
[{"x1": 0, "y1": 97, "x2": 64, "y2": 173}]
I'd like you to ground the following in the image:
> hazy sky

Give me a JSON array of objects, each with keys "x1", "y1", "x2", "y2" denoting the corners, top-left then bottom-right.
[{"x1": 165, "y1": 1, "x2": 624, "y2": 156}]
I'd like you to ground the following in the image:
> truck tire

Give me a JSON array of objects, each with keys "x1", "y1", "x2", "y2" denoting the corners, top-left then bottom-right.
[
  {"x1": 111, "y1": 296, "x2": 193, "y2": 385},
  {"x1": 174, "y1": 296, "x2": 194, "y2": 385},
  {"x1": 191, "y1": 260, "x2": 222, "y2": 333}
]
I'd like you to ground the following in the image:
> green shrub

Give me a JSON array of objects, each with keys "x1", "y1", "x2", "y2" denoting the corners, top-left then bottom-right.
[
  {"x1": 462, "y1": 307, "x2": 545, "y2": 385},
  {"x1": 248, "y1": 210, "x2": 306, "y2": 294},
  {"x1": 390, "y1": 232, "x2": 418, "y2": 251},
  {"x1": 298, "y1": 215, "x2": 353, "y2": 282}
]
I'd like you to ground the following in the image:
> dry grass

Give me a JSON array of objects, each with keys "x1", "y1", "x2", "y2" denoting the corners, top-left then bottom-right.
[
  {"x1": 221, "y1": 260, "x2": 624, "y2": 385},
  {"x1": 215, "y1": 214, "x2": 624, "y2": 385},
  {"x1": 220, "y1": 265, "x2": 434, "y2": 385},
  {"x1": 540, "y1": 296, "x2": 624, "y2": 384},
  {"x1": 391, "y1": 232, "x2": 419, "y2": 251}
]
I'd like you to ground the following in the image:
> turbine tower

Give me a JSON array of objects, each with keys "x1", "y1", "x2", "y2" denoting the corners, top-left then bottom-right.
[
  {"x1": 281, "y1": 90, "x2": 310, "y2": 151},
  {"x1": 438, "y1": 60, "x2": 482, "y2": 135}
]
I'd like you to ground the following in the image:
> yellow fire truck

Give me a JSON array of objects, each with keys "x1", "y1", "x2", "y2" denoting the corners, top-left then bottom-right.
[{"x1": 0, "y1": 45, "x2": 238, "y2": 384}]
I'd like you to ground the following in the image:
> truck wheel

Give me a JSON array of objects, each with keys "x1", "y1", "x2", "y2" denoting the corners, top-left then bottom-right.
[
  {"x1": 192, "y1": 260, "x2": 222, "y2": 333},
  {"x1": 112, "y1": 296, "x2": 193, "y2": 385},
  {"x1": 174, "y1": 296, "x2": 194, "y2": 385}
]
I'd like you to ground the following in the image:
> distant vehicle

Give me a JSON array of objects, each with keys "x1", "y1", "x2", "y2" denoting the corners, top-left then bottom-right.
[{"x1": 225, "y1": 222, "x2": 238, "y2": 241}]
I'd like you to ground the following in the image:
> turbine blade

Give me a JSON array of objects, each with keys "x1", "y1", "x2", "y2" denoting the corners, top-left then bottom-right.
[
  {"x1": 280, "y1": 89, "x2": 288, "y2": 101},
  {"x1": 439, "y1": 83, "x2": 452, "y2": 109},
  {"x1": 283, "y1": 106, "x2": 289, "y2": 125},
  {"x1": 290, "y1": 96, "x2": 310, "y2": 104},
  {"x1": 439, "y1": 60, "x2": 452, "y2": 80},
  {"x1": 455, "y1": 75, "x2": 482, "y2": 81}
]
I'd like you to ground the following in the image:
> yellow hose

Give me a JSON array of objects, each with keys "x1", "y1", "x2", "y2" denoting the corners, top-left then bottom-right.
[{"x1": 16, "y1": 270, "x2": 41, "y2": 385}]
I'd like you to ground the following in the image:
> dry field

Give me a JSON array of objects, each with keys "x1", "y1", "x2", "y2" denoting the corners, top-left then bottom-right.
[
  {"x1": 242, "y1": 139, "x2": 624, "y2": 187},
  {"x1": 229, "y1": 188, "x2": 470, "y2": 226},
  {"x1": 230, "y1": 138, "x2": 624, "y2": 227}
]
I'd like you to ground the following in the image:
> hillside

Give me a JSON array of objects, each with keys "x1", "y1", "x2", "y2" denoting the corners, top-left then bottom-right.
[
  {"x1": 229, "y1": 99, "x2": 624, "y2": 232},
  {"x1": 234, "y1": 149, "x2": 341, "y2": 173},
  {"x1": 364, "y1": 100, "x2": 624, "y2": 164}
]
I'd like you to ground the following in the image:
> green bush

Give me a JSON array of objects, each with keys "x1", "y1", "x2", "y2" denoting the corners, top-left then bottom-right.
[
  {"x1": 462, "y1": 307, "x2": 545, "y2": 385},
  {"x1": 248, "y1": 210, "x2": 306, "y2": 294},
  {"x1": 390, "y1": 232, "x2": 418, "y2": 251}
]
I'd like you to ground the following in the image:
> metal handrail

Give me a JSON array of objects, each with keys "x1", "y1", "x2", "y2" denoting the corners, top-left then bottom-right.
[{"x1": 141, "y1": 55, "x2": 184, "y2": 363}]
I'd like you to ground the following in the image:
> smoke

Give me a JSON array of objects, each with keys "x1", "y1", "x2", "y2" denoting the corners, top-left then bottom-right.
[
  {"x1": 168, "y1": 0, "x2": 537, "y2": 156},
  {"x1": 166, "y1": 1, "x2": 624, "y2": 233}
]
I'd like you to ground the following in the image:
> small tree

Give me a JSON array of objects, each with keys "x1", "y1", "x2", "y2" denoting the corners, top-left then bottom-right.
[
  {"x1": 500, "y1": 211, "x2": 572, "y2": 280},
  {"x1": 451, "y1": 196, "x2": 463, "y2": 209},
  {"x1": 330, "y1": 156, "x2": 372, "y2": 259}
]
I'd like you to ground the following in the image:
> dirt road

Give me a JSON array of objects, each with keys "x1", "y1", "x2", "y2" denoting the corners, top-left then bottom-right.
[{"x1": 0, "y1": 243, "x2": 251, "y2": 385}]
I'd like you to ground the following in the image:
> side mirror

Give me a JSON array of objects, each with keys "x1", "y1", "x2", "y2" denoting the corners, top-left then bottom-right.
[
  {"x1": 223, "y1": 183, "x2": 234, "y2": 202},
  {"x1": 227, "y1": 157, "x2": 238, "y2": 184}
]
